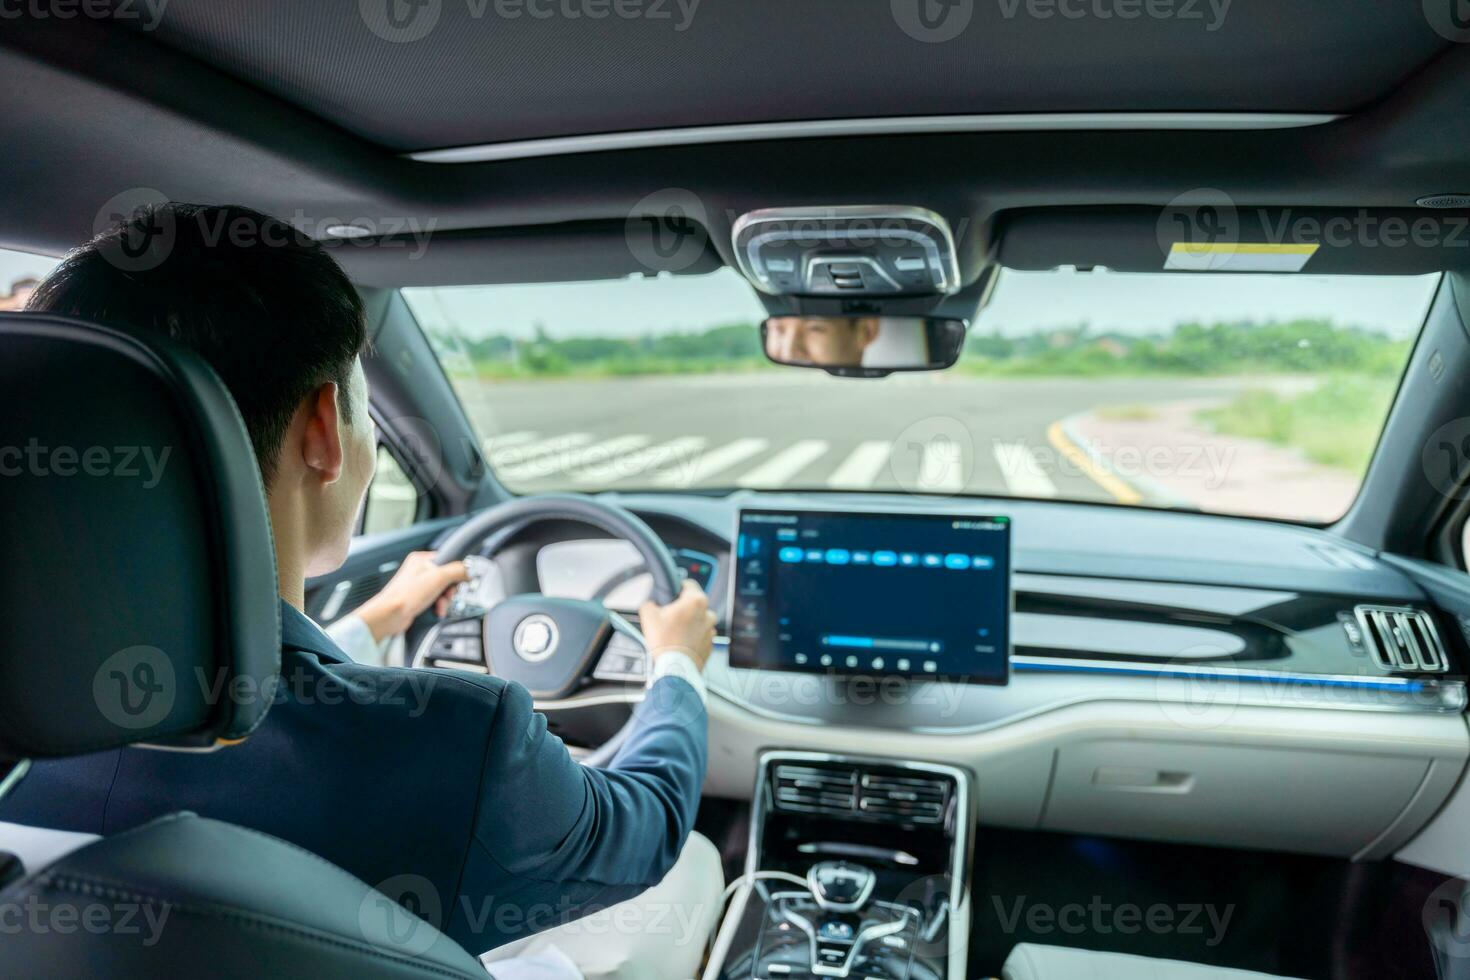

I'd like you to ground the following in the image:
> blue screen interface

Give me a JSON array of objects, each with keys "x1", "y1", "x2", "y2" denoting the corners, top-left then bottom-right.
[{"x1": 728, "y1": 509, "x2": 1011, "y2": 683}]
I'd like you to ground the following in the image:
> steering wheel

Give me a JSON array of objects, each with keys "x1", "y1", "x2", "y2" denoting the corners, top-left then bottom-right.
[{"x1": 416, "y1": 494, "x2": 682, "y2": 766}]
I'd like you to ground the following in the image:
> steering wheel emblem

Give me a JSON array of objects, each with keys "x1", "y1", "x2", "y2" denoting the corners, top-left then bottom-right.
[{"x1": 512, "y1": 614, "x2": 559, "y2": 663}]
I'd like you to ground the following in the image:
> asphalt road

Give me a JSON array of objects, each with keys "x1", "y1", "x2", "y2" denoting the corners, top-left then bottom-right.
[{"x1": 452, "y1": 373, "x2": 1267, "y2": 502}]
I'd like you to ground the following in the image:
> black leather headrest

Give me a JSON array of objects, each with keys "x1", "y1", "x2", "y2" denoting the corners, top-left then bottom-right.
[{"x1": 0, "y1": 312, "x2": 280, "y2": 758}]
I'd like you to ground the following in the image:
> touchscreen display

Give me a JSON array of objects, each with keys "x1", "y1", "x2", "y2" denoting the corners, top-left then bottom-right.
[{"x1": 728, "y1": 508, "x2": 1011, "y2": 683}]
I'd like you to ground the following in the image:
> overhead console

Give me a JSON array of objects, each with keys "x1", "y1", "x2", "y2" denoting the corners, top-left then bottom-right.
[{"x1": 731, "y1": 206, "x2": 962, "y2": 298}]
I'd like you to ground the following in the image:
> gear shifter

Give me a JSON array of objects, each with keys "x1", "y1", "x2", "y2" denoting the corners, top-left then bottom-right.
[
  {"x1": 807, "y1": 860, "x2": 876, "y2": 912},
  {"x1": 754, "y1": 862, "x2": 920, "y2": 979}
]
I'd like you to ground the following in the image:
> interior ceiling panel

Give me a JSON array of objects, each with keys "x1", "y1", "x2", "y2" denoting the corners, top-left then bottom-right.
[
  {"x1": 5, "y1": 10, "x2": 1470, "y2": 282},
  {"x1": 117, "y1": 0, "x2": 1450, "y2": 152}
]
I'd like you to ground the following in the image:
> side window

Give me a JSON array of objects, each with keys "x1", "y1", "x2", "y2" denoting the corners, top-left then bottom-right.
[
  {"x1": 0, "y1": 246, "x2": 58, "y2": 310},
  {"x1": 360, "y1": 444, "x2": 424, "y2": 536}
]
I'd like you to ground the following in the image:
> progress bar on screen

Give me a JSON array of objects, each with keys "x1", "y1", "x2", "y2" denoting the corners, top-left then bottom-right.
[{"x1": 821, "y1": 635, "x2": 941, "y2": 654}]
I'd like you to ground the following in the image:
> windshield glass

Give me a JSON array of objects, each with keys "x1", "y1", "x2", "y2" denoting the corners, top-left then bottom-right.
[{"x1": 406, "y1": 267, "x2": 1439, "y2": 523}]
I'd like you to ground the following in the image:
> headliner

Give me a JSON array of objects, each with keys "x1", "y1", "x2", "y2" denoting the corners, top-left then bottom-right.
[{"x1": 120, "y1": 1, "x2": 1447, "y2": 153}]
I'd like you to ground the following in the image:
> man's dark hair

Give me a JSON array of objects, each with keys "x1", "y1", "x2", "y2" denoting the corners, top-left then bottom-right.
[{"x1": 28, "y1": 202, "x2": 367, "y2": 486}]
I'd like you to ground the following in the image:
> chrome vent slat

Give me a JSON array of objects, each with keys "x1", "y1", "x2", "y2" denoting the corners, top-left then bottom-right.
[
  {"x1": 1354, "y1": 605, "x2": 1448, "y2": 675},
  {"x1": 1409, "y1": 617, "x2": 1446, "y2": 671},
  {"x1": 858, "y1": 799, "x2": 945, "y2": 823}
]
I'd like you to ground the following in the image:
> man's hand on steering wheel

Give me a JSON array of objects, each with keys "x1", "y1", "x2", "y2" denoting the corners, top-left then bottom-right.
[
  {"x1": 639, "y1": 580, "x2": 717, "y2": 673},
  {"x1": 355, "y1": 551, "x2": 471, "y2": 643}
]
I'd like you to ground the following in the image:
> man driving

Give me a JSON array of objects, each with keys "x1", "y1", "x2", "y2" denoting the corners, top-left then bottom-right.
[{"x1": 0, "y1": 204, "x2": 721, "y2": 974}]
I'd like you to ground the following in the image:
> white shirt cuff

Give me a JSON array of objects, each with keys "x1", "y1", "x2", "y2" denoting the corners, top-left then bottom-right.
[
  {"x1": 323, "y1": 613, "x2": 388, "y2": 667},
  {"x1": 648, "y1": 649, "x2": 707, "y2": 705}
]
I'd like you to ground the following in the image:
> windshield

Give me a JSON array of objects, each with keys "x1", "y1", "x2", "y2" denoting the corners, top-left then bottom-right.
[{"x1": 407, "y1": 267, "x2": 1439, "y2": 523}]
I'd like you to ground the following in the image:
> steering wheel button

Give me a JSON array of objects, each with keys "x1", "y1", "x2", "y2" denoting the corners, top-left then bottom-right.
[{"x1": 443, "y1": 638, "x2": 481, "y2": 660}]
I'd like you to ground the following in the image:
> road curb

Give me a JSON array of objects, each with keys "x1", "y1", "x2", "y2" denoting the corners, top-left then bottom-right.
[{"x1": 1049, "y1": 413, "x2": 1188, "y2": 508}]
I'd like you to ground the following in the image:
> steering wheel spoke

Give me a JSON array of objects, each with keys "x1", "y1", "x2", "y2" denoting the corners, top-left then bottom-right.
[
  {"x1": 590, "y1": 613, "x2": 651, "y2": 684},
  {"x1": 411, "y1": 613, "x2": 489, "y2": 671}
]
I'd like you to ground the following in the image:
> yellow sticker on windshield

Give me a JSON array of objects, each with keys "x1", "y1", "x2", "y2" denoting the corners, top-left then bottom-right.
[{"x1": 1165, "y1": 242, "x2": 1318, "y2": 273}]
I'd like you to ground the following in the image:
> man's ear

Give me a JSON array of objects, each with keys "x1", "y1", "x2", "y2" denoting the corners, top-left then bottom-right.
[{"x1": 300, "y1": 382, "x2": 346, "y2": 484}]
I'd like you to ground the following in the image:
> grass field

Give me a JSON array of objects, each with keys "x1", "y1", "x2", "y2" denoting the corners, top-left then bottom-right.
[{"x1": 1195, "y1": 375, "x2": 1399, "y2": 473}]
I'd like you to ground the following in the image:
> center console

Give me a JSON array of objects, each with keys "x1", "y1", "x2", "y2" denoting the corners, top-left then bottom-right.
[{"x1": 706, "y1": 751, "x2": 973, "y2": 980}]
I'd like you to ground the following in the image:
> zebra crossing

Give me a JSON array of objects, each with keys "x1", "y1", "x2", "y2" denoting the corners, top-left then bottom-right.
[{"x1": 479, "y1": 430, "x2": 1086, "y2": 498}]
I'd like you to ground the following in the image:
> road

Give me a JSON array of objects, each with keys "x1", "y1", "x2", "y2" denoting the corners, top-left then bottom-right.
[{"x1": 449, "y1": 373, "x2": 1278, "y2": 502}]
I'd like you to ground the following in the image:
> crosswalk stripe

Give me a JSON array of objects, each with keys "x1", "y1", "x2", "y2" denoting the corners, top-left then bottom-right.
[
  {"x1": 918, "y1": 441, "x2": 966, "y2": 493},
  {"x1": 499, "y1": 435, "x2": 651, "y2": 482},
  {"x1": 489, "y1": 432, "x2": 590, "y2": 470},
  {"x1": 736, "y1": 440, "x2": 830, "y2": 488},
  {"x1": 572, "y1": 436, "x2": 708, "y2": 484},
  {"x1": 654, "y1": 438, "x2": 768, "y2": 487},
  {"x1": 826, "y1": 441, "x2": 892, "y2": 489},
  {"x1": 991, "y1": 441, "x2": 1058, "y2": 497}
]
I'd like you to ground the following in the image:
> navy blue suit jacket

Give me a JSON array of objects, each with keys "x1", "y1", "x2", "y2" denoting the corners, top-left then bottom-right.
[{"x1": 0, "y1": 601, "x2": 708, "y2": 953}]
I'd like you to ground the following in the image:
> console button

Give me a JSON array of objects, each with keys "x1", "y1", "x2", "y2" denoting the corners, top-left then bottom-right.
[
  {"x1": 818, "y1": 947, "x2": 847, "y2": 966},
  {"x1": 439, "y1": 620, "x2": 481, "y2": 637}
]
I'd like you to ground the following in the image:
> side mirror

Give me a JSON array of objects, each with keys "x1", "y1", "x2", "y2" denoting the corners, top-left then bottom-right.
[{"x1": 761, "y1": 316, "x2": 966, "y2": 378}]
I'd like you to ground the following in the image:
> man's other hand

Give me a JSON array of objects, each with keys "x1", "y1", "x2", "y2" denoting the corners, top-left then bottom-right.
[
  {"x1": 639, "y1": 580, "x2": 717, "y2": 672},
  {"x1": 355, "y1": 551, "x2": 470, "y2": 642}
]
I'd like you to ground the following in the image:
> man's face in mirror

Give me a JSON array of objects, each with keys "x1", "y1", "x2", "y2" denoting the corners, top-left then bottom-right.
[{"x1": 765, "y1": 316, "x2": 880, "y2": 367}]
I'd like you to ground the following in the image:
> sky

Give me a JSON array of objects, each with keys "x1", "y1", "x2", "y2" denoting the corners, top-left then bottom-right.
[
  {"x1": 3, "y1": 244, "x2": 1439, "y2": 341},
  {"x1": 405, "y1": 267, "x2": 1443, "y2": 342},
  {"x1": 0, "y1": 248, "x2": 57, "y2": 294}
]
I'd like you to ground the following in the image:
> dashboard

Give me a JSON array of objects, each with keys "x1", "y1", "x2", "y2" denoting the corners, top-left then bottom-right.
[{"x1": 432, "y1": 489, "x2": 1470, "y2": 872}]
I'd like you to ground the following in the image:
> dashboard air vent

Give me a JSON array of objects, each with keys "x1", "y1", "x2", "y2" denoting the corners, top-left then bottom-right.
[
  {"x1": 1354, "y1": 605, "x2": 1448, "y2": 674},
  {"x1": 859, "y1": 772, "x2": 950, "y2": 825},
  {"x1": 773, "y1": 764, "x2": 858, "y2": 817},
  {"x1": 772, "y1": 762, "x2": 953, "y2": 825}
]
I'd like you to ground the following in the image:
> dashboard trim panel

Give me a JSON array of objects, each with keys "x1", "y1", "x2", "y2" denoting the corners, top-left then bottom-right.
[
  {"x1": 703, "y1": 643, "x2": 1466, "y2": 739},
  {"x1": 1010, "y1": 655, "x2": 1459, "y2": 696}
]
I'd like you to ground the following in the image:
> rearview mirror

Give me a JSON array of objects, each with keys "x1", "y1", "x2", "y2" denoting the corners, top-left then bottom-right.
[{"x1": 761, "y1": 316, "x2": 966, "y2": 377}]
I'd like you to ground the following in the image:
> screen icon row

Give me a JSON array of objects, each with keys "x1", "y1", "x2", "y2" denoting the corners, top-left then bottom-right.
[
  {"x1": 778, "y1": 547, "x2": 993, "y2": 570},
  {"x1": 793, "y1": 652, "x2": 940, "y2": 673}
]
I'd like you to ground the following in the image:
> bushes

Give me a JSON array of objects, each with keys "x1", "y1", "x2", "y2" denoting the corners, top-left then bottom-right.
[
  {"x1": 961, "y1": 318, "x2": 1409, "y2": 378},
  {"x1": 433, "y1": 317, "x2": 1410, "y2": 382},
  {"x1": 1197, "y1": 376, "x2": 1400, "y2": 473}
]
